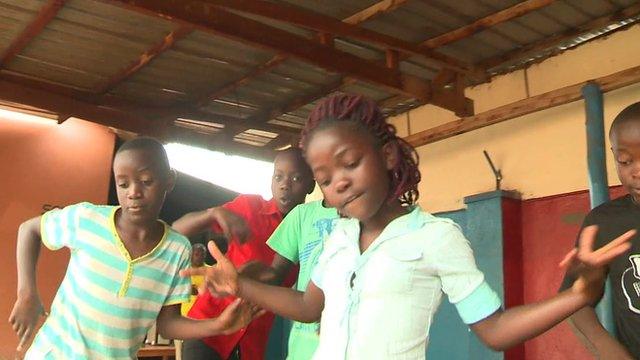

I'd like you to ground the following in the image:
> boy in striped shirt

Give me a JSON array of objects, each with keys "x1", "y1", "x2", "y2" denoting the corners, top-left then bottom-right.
[{"x1": 9, "y1": 137, "x2": 258, "y2": 359}]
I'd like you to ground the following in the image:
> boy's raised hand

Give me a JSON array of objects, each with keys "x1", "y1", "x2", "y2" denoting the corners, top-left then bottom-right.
[
  {"x1": 9, "y1": 294, "x2": 47, "y2": 353},
  {"x1": 215, "y1": 298, "x2": 266, "y2": 335},
  {"x1": 210, "y1": 208, "x2": 252, "y2": 244},
  {"x1": 560, "y1": 225, "x2": 635, "y2": 303},
  {"x1": 181, "y1": 241, "x2": 240, "y2": 297}
]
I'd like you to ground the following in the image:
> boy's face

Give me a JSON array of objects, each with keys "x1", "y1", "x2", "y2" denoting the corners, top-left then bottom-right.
[
  {"x1": 611, "y1": 119, "x2": 640, "y2": 203},
  {"x1": 191, "y1": 247, "x2": 206, "y2": 267},
  {"x1": 305, "y1": 124, "x2": 392, "y2": 222},
  {"x1": 113, "y1": 149, "x2": 174, "y2": 224},
  {"x1": 271, "y1": 152, "x2": 314, "y2": 214}
]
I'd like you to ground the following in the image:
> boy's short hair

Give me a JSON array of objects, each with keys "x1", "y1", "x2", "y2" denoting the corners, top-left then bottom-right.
[
  {"x1": 610, "y1": 101, "x2": 640, "y2": 139},
  {"x1": 116, "y1": 137, "x2": 171, "y2": 175},
  {"x1": 275, "y1": 147, "x2": 313, "y2": 179}
]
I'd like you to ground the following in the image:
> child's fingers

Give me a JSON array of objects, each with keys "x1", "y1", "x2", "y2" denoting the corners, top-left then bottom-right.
[
  {"x1": 580, "y1": 228, "x2": 635, "y2": 266},
  {"x1": 180, "y1": 267, "x2": 207, "y2": 278},
  {"x1": 577, "y1": 225, "x2": 598, "y2": 257},
  {"x1": 226, "y1": 298, "x2": 242, "y2": 312},
  {"x1": 252, "y1": 309, "x2": 267, "y2": 319},
  {"x1": 593, "y1": 229, "x2": 636, "y2": 257},
  {"x1": 590, "y1": 242, "x2": 632, "y2": 266},
  {"x1": 17, "y1": 327, "x2": 31, "y2": 352},
  {"x1": 559, "y1": 248, "x2": 578, "y2": 268},
  {"x1": 207, "y1": 241, "x2": 226, "y2": 263}
]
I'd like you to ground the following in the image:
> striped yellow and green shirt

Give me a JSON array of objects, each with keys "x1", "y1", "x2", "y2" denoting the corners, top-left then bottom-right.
[{"x1": 26, "y1": 202, "x2": 191, "y2": 359}]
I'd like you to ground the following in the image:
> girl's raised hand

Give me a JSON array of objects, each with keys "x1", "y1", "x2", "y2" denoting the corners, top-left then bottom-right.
[
  {"x1": 560, "y1": 225, "x2": 635, "y2": 303},
  {"x1": 181, "y1": 241, "x2": 240, "y2": 297}
]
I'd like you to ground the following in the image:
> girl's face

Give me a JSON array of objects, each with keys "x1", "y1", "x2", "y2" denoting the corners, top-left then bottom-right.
[{"x1": 305, "y1": 124, "x2": 394, "y2": 222}]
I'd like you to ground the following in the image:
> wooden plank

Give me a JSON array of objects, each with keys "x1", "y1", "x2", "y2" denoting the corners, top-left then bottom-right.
[
  {"x1": 0, "y1": 0, "x2": 66, "y2": 68},
  {"x1": 343, "y1": 0, "x2": 408, "y2": 24},
  {"x1": 405, "y1": 64, "x2": 640, "y2": 147},
  {"x1": 95, "y1": 25, "x2": 193, "y2": 94},
  {"x1": 108, "y1": 0, "x2": 441, "y2": 102},
  {"x1": 169, "y1": 125, "x2": 276, "y2": 161},
  {"x1": 109, "y1": 1, "x2": 475, "y2": 115},
  {"x1": 176, "y1": 110, "x2": 301, "y2": 137},
  {"x1": 480, "y1": 2, "x2": 640, "y2": 71},
  {"x1": 0, "y1": 79, "x2": 164, "y2": 135},
  {"x1": 193, "y1": 54, "x2": 287, "y2": 108},
  {"x1": 189, "y1": 1, "x2": 398, "y2": 111},
  {"x1": 202, "y1": 0, "x2": 472, "y2": 74},
  {"x1": 420, "y1": 0, "x2": 556, "y2": 49}
]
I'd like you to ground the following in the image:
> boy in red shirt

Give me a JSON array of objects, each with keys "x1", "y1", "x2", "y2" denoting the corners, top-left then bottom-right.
[{"x1": 173, "y1": 148, "x2": 314, "y2": 360}]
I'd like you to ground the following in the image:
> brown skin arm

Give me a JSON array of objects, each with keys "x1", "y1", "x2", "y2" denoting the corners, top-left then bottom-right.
[
  {"x1": 470, "y1": 226, "x2": 634, "y2": 351},
  {"x1": 568, "y1": 307, "x2": 633, "y2": 359},
  {"x1": 237, "y1": 277, "x2": 324, "y2": 323},
  {"x1": 9, "y1": 216, "x2": 47, "y2": 353},
  {"x1": 182, "y1": 241, "x2": 324, "y2": 323},
  {"x1": 172, "y1": 207, "x2": 250, "y2": 243},
  {"x1": 471, "y1": 290, "x2": 593, "y2": 351},
  {"x1": 156, "y1": 300, "x2": 264, "y2": 340},
  {"x1": 238, "y1": 254, "x2": 294, "y2": 285}
]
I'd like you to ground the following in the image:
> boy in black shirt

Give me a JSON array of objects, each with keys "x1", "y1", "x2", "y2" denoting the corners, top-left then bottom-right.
[{"x1": 563, "y1": 102, "x2": 640, "y2": 359}]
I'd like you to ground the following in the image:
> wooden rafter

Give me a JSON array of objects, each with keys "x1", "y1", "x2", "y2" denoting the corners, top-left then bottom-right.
[
  {"x1": 107, "y1": 0, "x2": 471, "y2": 115},
  {"x1": 480, "y1": 2, "x2": 640, "y2": 72},
  {"x1": 0, "y1": 79, "x2": 163, "y2": 135},
  {"x1": 203, "y1": 0, "x2": 472, "y2": 74},
  {"x1": 190, "y1": 1, "x2": 403, "y2": 120},
  {"x1": 404, "y1": 64, "x2": 640, "y2": 147},
  {"x1": 95, "y1": 25, "x2": 194, "y2": 94},
  {"x1": 176, "y1": 110, "x2": 301, "y2": 137},
  {"x1": 193, "y1": 54, "x2": 287, "y2": 108},
  {"x1": 0, "y1": 78, "x2": 275, "y2": 160},
  {"x1": 0, "y1": 70, "x2": 300, "y2": 138},
  {"x1": 0, "y1": 0, "x2": 65, "y2": 68},
  {"x1": 420, "y1": 0, "x2": 556, "y2": 49},
  {"x1": 169, "y1": 125, "x2": 276, "y2": 161},
  {"x1": 343, "y1": 0, "x2": 408, "y2": 25}
]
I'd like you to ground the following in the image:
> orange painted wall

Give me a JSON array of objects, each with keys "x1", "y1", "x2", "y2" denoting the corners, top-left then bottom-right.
[{"x1": 0, "y1": 115, "x2": 115, "y2": 359}]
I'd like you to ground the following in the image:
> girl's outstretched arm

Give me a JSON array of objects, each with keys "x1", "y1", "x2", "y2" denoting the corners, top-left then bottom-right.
[
  {"x1": 470, "y1": 225, "x2": 634, "y2": 351},
  {"x1": 181, "y1": 241, "x2": 324, "y2": 323}
]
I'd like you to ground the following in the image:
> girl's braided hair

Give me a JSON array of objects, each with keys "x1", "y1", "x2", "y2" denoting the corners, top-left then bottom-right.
[{"x1": 300, "y1": 94, "x2": 420, "y2": 205}]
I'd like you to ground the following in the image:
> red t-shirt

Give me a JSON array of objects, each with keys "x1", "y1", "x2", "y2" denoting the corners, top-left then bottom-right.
[{"x1": 187, "y1": 194, "x2": 296, "y2": 359}]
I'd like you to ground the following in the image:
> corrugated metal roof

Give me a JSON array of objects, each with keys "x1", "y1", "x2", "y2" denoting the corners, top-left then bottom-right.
[{"x1": 0, "y1": 0, "x2": 638, "y2": 159}]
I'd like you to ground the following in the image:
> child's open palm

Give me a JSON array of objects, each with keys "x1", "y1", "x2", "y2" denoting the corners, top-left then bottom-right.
[
  {"x1": 181, "y1": 241, "x2": 240, "y2": 297},
  {"x1": 560, "y1": 225, "x2": 635, "y2": 303},
  {"x1": 216, "y1": 298, "x2": 265, "y2": 335}
]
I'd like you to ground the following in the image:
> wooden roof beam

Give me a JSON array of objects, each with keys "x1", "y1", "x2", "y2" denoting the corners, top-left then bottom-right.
[
  {"x1": 0, "y1": 77, "x2": 276, "y2": 160},
  {"x1": 343, "y1": 0, "x2": 408, "y2": 25},
  {"x1": 189, "y1": 0, "x2": 397, "y2": 111},
  {"x1": 95, "y1": 25, "x2": 193, "y2": 94},
  {"x1": 168, "y1": 125, "x2": 276, "y2": 161},
  {"x1": 405, "y1": 64, "x2": 640, "y2": 147},
  {"x1": 0, "y1": 0, "x2": 66, "y2": 68},
  {"x1": 175, "y1": 110, "x2": 302, "y2": 137},
  {"x1": 193, "y1": 54, "x2": 287, "y2": 108},
  {"x1": 480, "y1": 2, "x2": 640, "y2": 72},
  {"x1": 0, "y1": 79, "x2": 164, "y2": 135},
  {"x1": 108, "y1": 0, "x2": 471, "y2": 114},
  {"x1": 420, "y1": 0, "x2": 556, "y2": 49},
  {"x1": 203, "y1": 0, "x2": 473, "y2": 74}
]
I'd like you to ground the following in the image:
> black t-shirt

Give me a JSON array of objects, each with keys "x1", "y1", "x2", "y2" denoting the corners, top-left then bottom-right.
[{"x1": 561, "y1": 194, "x2": 640, "y2": 356}]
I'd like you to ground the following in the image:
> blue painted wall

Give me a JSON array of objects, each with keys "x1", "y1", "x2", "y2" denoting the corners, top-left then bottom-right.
[{"x1": 427, "y1": 191, "x2": 507, "y2": 360}]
